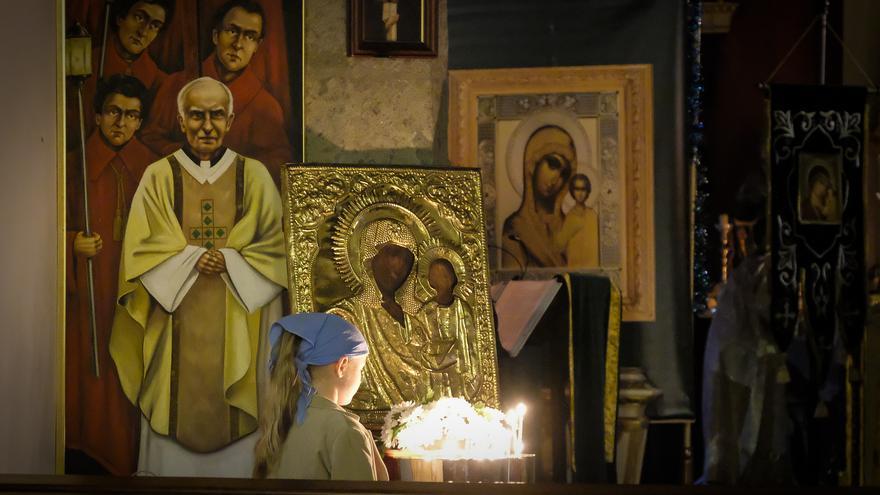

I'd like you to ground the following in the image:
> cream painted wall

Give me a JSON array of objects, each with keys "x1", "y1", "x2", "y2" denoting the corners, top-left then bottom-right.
[{"x1": 0, "y1": 0, "x2": 61, "y2": 475}]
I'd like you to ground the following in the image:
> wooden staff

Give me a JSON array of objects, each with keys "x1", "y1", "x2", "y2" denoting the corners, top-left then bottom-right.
[
  {"x1": 98, "y1": 0, "x2": 114, "y2": 78},
  {"x1": 76, "y1": 79, "x2": 100, "y2": 378},
  {"x1": 94, "y1": 6, "x2": 113, "y2": 369}
]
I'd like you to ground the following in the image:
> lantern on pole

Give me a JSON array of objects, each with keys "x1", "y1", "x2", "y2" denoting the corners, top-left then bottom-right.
[{"x1": 65, "y1": 22, "x2": 100, "y2": 378}]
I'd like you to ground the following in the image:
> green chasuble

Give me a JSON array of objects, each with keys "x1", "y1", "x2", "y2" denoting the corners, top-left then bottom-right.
[{"x1": 110, "y1": 151, "x2": 286, "y2": 450}]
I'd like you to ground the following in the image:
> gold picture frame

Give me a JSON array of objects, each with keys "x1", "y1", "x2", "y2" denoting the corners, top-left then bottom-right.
[
  {"x1": 281, "y1": 164, "x2": 501, "y2": 427},
  {"x1": 448, "y1": 65, "x2": 655, "y2": 321}
]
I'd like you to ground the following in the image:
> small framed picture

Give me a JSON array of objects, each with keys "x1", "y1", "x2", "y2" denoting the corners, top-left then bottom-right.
[{"x1": 348, "y1": 0, "x2": 438, "y2": 57}]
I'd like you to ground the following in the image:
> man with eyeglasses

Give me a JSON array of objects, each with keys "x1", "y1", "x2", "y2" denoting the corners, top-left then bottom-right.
[
  {"x1": 66, "y1": 73, "x2": 158, "y2": 475},
  {"x1": 80, "y1": 0, "x2": 174, "y2": 135},
  {"x1": 142, "y1": 0, "x2": 292, "y2": 189}
]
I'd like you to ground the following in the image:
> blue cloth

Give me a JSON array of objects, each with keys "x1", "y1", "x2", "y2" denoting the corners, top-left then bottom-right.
[{"x1": 268, "y1": 313, "x2": 368, "y2": 424}]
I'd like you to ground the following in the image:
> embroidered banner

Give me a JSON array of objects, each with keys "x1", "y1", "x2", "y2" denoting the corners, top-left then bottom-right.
[
  {"x1": 769, "y1": 84, "x2": 866, "y2": 483},
  {"x1": 770, "y1": 84, "x2": 865, "y2": 353}
]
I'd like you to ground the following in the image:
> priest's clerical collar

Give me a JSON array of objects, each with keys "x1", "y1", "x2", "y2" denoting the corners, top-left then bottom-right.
[
  {"x1": 182, "y1": 145, "x2": 228, "y2": 167},
  {"x1": 174, "y1": 148, "x2": 236, "y2": 185}
]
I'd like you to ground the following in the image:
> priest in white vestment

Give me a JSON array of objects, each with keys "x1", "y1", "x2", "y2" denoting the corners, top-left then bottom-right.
[{"x1": 110, "y1": 76, "x2": 286, "y2": 477}]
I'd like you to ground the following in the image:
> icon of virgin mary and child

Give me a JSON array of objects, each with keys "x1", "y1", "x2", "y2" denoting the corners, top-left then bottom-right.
[
  {"x1": 501, "y1": 125, "x2": 600, "y2": 269},
  {"x1": 326, "y1": 210, "x2": 481, "y2": 413}
]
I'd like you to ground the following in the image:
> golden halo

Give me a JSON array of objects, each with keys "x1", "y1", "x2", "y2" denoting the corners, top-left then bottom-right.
[
  {"x1": 415, "y1": 239, "x2": 472, "y2": 303},
  {"x1": 331, "y1": 186, "x2": 440, "y2": 294}
]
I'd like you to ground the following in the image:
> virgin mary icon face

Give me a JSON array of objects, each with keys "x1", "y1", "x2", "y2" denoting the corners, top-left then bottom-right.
[
  {"x1": 370, "y1": 243, "x2": 415, "y2": 295},
  {"x1": 534, "y1": 154, "x2": 570, "y2": 199},
  {"x1": 524, "y1": 125, "x2": 575, "y2": 200}
]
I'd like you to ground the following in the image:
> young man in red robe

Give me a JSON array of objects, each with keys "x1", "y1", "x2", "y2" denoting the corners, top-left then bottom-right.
[
  {"x1": 74, "y1": 0, "x2": 174, "y2": 138},
  {"x1": 141, "y1": 0, "x2": 292, "y2": 188},
  {"x1": 66, "y1": 74, "x2": 158, "y2": 475}
]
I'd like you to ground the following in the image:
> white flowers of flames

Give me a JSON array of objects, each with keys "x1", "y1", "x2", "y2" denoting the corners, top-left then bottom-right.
[{"x1": 381, "y1": 396, "x2": 525, "y2": 460}]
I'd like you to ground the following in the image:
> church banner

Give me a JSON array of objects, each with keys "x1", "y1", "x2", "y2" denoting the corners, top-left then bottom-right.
[
  {"x1": 769, "y1": 84, "x2": 865, "y2": 355},
  {"x1": 768, "y1": 84, "x2": 866, "y2": 483}
]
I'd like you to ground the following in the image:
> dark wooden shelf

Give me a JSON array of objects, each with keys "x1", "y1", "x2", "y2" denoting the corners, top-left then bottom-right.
[{"x1": 0, "y1": 474, "x2": 877, "y2": 495}]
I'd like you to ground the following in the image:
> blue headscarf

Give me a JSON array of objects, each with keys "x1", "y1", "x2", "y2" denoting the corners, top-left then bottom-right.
[{"x1": 268, "y1": 313, "x2": 368, "y2": 425}]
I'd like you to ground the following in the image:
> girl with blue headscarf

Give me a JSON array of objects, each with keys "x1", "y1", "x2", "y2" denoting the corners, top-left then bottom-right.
[{"x1": 253, "y1": 313, "x2": 389, "y2": 480}]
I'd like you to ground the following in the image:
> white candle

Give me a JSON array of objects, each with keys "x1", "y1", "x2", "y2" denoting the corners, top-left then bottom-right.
[
  {"x1": 506, "y1": 408, "x2": 516, "y2": 456},
  {"x1": 515, "y1": 403, "x2": 526, "y2": 455}
]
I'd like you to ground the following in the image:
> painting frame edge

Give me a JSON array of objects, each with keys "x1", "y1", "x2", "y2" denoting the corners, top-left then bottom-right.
[
  {"x1": 448, "y1": 65, "x2": 656, "y2": 321},
  {"x1": 55, "y1": 0, "x2": 67, "y2": 475}
]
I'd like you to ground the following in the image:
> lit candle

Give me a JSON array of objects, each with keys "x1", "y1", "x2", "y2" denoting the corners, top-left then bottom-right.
[
  {"x1": 515, "y1": 403, "x2": 526, "y2": 455},
  {"x1": 506, "y1": 408, "x2": 517, "y2": 456}
]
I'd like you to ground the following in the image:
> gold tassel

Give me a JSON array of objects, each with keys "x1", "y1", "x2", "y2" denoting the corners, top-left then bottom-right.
[
  {"x1": 113, "y1": 206, "x2": 127, "y2": 241},
  {"x1": 110, "y1": 163, "x2": 126, "y2": 241}
]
